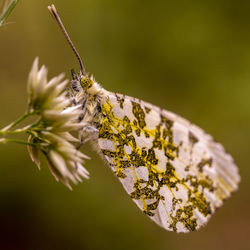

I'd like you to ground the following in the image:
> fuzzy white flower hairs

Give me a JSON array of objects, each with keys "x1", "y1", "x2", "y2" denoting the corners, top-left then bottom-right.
[{"x1": 0, "y1": 58, "x2": 89, "y2": 189}]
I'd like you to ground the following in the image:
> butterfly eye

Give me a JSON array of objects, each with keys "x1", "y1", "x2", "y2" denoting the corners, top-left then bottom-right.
[{"x1": 80, "y1": 77, "x2": 94, "y2": 90}]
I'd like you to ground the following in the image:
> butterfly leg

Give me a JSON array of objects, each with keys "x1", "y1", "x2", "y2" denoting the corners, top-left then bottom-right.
[
  {"x1": 66, "y1": 87, "x2": 77, "y2": 105},
  {"x1": 77, "y1": 97, "x2": 88, "y2": 122},
  {"x1": 77, "y1": 125, "x2": 99, "y2": 150},
  {"x1": 71, "y1": 69, "x2": 82, "y2": 92}
]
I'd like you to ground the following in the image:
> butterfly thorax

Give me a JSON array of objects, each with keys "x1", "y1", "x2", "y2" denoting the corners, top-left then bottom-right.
[{"x1": 73, "y1": 75, "x2": 108, "y2": 127}]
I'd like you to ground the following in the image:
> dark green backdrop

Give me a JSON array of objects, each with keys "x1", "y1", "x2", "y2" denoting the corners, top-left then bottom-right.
[{"x1": 0, "y1": 1, "x2": 249, "y2": 250}]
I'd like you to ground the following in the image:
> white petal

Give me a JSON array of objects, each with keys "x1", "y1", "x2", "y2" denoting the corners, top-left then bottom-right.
[
  {"x1": 75, "y1": 150, "x2": 91, "y2": 160},
  {"x1": 47, "y1": 162, "x2": 60, "y2": 182},
  {"x1": 45, "y1": 75, "x2": 67, "y2": 98},
  {"x1": 59, "y1": 132, "x2": 79, "y2": 142},
  {"x1": 36, "y1": 65, "x2": 48, "y2": 97},
  {"x1": 62, "y1": 105, "x2": 81, "y2": 114},
  {"x1": 76, "y1": 164, "x2": 90, "y2": 179},
  {"x1": 27, "y1": 57, "x2": 39, "y2": 95},
  {"x1": 49, "y1": 150, "x2": 68, "y2": 177},
  {"x1": 27, "y1": 136, "x2": 40, "y2": 169}
]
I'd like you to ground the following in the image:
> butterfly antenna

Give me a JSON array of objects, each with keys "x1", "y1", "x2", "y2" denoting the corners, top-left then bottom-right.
[{"x1": 48, "y1": 4, "x2": 86, "y2": 76}]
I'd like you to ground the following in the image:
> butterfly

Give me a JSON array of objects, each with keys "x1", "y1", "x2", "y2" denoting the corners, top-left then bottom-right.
[{"x1": 48, "y1": 4, "x2": 240, "y2": 233}]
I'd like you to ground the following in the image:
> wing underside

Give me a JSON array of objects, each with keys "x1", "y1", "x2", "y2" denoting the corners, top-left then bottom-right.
[{"x1": 95, "y1": 92, "x2": 240, "y2": 232}]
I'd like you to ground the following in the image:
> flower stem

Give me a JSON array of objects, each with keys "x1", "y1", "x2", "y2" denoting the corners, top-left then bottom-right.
[
  {"x1": 0, "y1": 112, "x2": 34, "y2": 132},
  {"x1": 0, "y1": 0, "x2": 19, "y2": 26},
  {"x1": 0, "y1": 126, "x2": 30, "y2": 135},
  {"x1": 0, "y1": 138, "x2": 36, "y2": 146}
]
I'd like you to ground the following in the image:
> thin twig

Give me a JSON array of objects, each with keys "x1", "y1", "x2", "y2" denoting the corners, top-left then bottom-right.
[
  {"x1": 0, "y1": 0, "x2": 18, "y2": 27},
  {"x1": 0, "y1": 111, "x2": 34, "y2": 132},
  {"x1": 0, "y1": 138, "x2": 36, "y2": 146}
]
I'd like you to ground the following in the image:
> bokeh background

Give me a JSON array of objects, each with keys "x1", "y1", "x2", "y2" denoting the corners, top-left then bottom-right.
[{"x1": 0, "y1": 0, "x2": 249, "y2": 249}]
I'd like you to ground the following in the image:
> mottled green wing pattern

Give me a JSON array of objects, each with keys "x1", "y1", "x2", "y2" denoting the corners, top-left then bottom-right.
[{"x1": 96, "y1": 92, "x2": 240, "y2": 233}]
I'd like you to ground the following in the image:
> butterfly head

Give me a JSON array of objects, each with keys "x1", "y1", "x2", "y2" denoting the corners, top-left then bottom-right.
[
  {"x1": 71, "y1": 69, "x2": 101, "y2": 95},
  {"x1": 80, "y1": 75, "x2": 94, "y2": 90}
]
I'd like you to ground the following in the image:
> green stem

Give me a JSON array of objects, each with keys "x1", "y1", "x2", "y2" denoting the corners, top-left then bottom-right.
[
  {"x1": 0, "y1": 138, "x2": 36, "y2": 146},
  {"x1": 0, "y1": 0, "x2": 18, "y2": 26},
  {"x1": 0, "y1": 126, "x2": 31, "y2": 135},
  {"x1": 0, "y1": 111, "x2": 34, "y2": 132}
]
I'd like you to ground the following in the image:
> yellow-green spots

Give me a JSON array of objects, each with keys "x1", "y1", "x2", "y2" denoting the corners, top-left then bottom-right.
[
  {"x1": 169, "y1": 205, "x2": 198, "y2": 232},
  {"x1": 161, "y1": 115, "x2": 173, "y2": 130},
  {"x1": 98, "y1": 98, "x2": 215, "y2": 231},
  {"x1": 116, "y1": 95, "x2": 125, "y2": 109},
  {"x1": 80, "y1": 76, "x2": 94, "y2": 90},
  {"x1": 145, "y1": 106, "x2": 151, "y2": 114},
  {"x1": 172, "y1": 197, "x2": 183, "y2": 210},
  {"x1": 164, "y1": 144, "x2": 179, "y2": 160},
  {"x1": 147, "y1": 149, "x2": 159, "y2": 165},
  {"x1": 130, "y1": 178, "x2": 165, "y2": 217},
  {"x1": 132, "y1": 101, "x2": 146, "y2": 128},
  {"x1": 168, "y1": 174, "x2": 214, "y2": 231},
  {"x1": 197, "y1": 158, "x2": 213, "y2": 172},
  {"x1": 152, "y1": 125, "x2": 162, "y2": 149},
  {"x1": 189, "y1": 131, "x2": 199, "y2": 144}
]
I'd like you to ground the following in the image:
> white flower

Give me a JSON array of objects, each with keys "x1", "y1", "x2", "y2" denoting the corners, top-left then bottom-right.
[
  {"x1": 27, "y1": 136, "x2": 40, "y2": 169},
  {"x1": 28, "y1": 132, "x2": 89, "y2": 189},
  {"x1": 42, "y1": 105, "x2": 83, "y2": 133},
  {"x1": 27, "y1": 57, "x2": 70, "y2": 114},
  {"x1": 27, "y1": 58, "x2": 90, "y2": 189}
]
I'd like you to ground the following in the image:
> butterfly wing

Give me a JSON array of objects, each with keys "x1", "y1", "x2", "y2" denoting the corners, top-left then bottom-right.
[{"x1": 95, "y1": 92, "x2": 240, "y2": 233}]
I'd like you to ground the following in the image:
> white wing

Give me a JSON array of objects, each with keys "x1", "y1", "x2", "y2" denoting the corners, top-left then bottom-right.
[{"x1": 95, "y1": 92, "x2": 240, "y2": 233}]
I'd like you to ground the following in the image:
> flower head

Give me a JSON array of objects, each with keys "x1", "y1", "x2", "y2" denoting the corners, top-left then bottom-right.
[
  {"x1": 27, "y1": 57, "x2": 70, "y2": 114},
  {"x1": 27, "y1": 58, "x2": 89, "y2": 189},
  {"x1": 28, "y1": 131, "x2": 89, "y2": 189}
]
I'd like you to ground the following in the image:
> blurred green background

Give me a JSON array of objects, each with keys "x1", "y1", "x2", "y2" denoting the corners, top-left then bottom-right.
[{"x1": 0, "y1": 0, "x2": 249, "y2": 249}]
